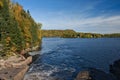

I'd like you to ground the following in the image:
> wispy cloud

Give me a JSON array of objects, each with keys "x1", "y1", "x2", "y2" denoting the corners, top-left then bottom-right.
[
  {"x1": 41, "y1": 15, "x2": 120, "y2": 33},
  {"x1": 20, "y1": 0, "x2": 120, "y2": 33}
]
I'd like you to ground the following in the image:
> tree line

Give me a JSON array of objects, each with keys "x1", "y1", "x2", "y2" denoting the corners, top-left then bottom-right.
[{"x1": 42, "y1": 30, "x2": 120, "y2": 38}]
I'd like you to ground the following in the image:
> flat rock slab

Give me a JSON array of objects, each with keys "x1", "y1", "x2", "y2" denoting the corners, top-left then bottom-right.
[{"x1": 0, "y1": 66, "x2": 29, "y2": 80}]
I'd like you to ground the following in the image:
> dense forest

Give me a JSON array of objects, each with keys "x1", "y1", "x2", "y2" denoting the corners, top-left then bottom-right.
[
  {"x1": 42, "y1": 29, "x2": 77, "y2": 38},
  {"x1": 42, "y1": 30, "x2": 120, "y2": 38},
  {"x1": 0, "y1": 0, "x2": 42, "y2": 57}
]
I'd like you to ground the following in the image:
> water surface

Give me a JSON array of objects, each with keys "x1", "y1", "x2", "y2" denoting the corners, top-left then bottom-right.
[{"x1": 25, "y1": 38, "x2": 120, "y2": 80}]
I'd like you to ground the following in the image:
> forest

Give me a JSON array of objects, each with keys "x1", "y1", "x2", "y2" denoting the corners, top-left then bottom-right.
[
  {"x1": 42, "y1": 30, "x2": 120, "y2": 38},
  {"x1": 42, "y1": 29, "x2": 77, "y2": 38},
  {"x1": 0, "y1": 0, "x2": 42, "y2": 57}
]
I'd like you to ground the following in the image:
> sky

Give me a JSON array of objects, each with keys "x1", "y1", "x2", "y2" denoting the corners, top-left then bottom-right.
[{"x1": 13, "y1": 0, "x2": 120, "y2": 33}]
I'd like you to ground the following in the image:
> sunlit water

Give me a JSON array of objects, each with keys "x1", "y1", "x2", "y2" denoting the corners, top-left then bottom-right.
[{"x1": 24, "y1": 38, "x2": 120, "y2": 80}]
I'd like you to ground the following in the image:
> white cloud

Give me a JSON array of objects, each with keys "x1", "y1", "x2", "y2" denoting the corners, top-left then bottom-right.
[
  {"x1": 32, "y1": 0, "x2": 120, "y2": 33},
  {"x1": 41, "y1": 15, "x2": 120, "y2": 33},
  {"x1": 76, "y1": 15, "x2": 120, "y2": 26}
]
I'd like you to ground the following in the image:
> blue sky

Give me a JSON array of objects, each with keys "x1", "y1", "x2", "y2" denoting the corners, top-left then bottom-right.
[{"x1": 13, "y1": 0, "x2": 120, "y2": 33}]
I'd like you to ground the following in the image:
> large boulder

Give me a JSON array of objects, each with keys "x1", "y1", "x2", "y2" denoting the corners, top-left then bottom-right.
[
  {"x1": 0, "y1": 55, "x2": 32, "y2": 69},
  {"x1": 0, "y1": 65, "x2": 29, "y2": 80},
  {"x1": 76, "y1": 68, "x2": 117, "y2": 80},
  {"x1": 89, "y1": 68, "x2": 117, "y2": 80},
  {"x1": 76, "y1": 71, "x2": 91, "y2": 80},
  {"x1": 110, "y1": 59, "x2": 120, "y2": 80},
  {"x1": 0, "y1": 55, "x2": 32, "y2": 80}
]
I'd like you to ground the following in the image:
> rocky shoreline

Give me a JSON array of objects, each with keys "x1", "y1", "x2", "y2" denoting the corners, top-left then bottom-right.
[
  {"x1": 1, "y1": 47, "x2": 120, "y2": 80},
  {"x1": 0, "y1": 56, "x2": 32, "y2": 80},
  {"x1": 1, "y1": 57, "x2": 119, "y2": 80},
  {"x1": 0, "y1": 46, "x2": 40, "y2": 80}
]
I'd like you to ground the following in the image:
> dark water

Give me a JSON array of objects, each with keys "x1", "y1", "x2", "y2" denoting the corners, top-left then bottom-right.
[{"x1": 25, "y1": 38, "x2": 120, "y2": 80}]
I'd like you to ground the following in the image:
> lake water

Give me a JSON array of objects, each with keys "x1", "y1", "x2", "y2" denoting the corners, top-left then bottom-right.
[{"x1": 24, "y1": 38, "x2": 120, "y2": 80}]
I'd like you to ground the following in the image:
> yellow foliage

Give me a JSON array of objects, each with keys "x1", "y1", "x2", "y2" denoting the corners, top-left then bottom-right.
[
  {"x1": 6, "y1": 37, "x2": 11, "y2": 41},
  {"x1": 5, "y1": 37, "x2": 11, "y2": 43},
  {"x1": 26, "y1": 42, "x2": 30, "y2": 48},
  {"x1": 11, "y1": 46, "x2": 17, "y2": 52},
  {"x1": 38, "y1": 30, "x2": 42, "y2": 39},
  {"x1": 0, "y1": 1, "x2": 3, "y2": 8}
]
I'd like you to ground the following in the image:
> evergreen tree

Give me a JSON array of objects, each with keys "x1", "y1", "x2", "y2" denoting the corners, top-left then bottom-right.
[
  {"x1": 0, "y1": 0, "x2": 24, "y2": 56},
  {"x1": 0, "y1": 0, "x2": 42, "y2": 57}
]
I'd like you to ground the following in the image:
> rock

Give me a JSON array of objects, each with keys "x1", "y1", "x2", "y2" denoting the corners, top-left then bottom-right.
[
  {"x1": 0, "y1": 56, "x2": 32, "y2": 69},
  {"x1": 0, "y1": 65, "x2": 29, "y2": 80},
  {"x1": 5, "y1": 55, "x2": 25, "y2": 63},
  {"x1": 25, "y1": 48, "x2": 31, "y2": 52},
  {"x1": 20, "y1": 49, "x2": 26, "y2": 55},
  {"x1": 0, "y1": 59, "x2": 5, "y2": 70},
  {"x1": 110, "y1": 59, "x2": 120, "y2": 80},
  {"x1": 76, "y1": 68, "x2": 117, "y2": 80},
  {"x1": 0, "y1": 44, "x2": 3, "y2": 51},
  {"x1": 12, "y1": 56, "x2": 32, "y2": 68},
  {"x1": 89, "y1": 68, "x2": 117, "y2": 80},
  {"x1": 4, "y1": 62, "x2": 13, "y2": 68},
  {"x1": 0, "y1": 55, "x2": 32, "y2": 80},
  {"x1": 76, "y1": 71, "x2": 91, "y2": 80}
]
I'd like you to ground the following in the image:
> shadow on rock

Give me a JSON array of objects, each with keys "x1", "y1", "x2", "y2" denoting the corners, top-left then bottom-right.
[
  {"x1": 76, "y1": 68, "x2": 117, "y2": 80},
  {"x1": 110, "y1": 59, "x2": 120, "y2": 80}
]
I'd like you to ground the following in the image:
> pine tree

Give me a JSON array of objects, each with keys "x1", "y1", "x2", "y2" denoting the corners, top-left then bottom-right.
[
  {"x1": 0, "y1": 0, "x2": 24, "y2": 56},
  {"x1": 0, "y1": 0, "x2": 42, "y2": 57}
]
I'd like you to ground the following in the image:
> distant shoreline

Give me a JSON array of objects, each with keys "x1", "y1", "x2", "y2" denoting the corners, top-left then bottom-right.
[{"x1": 42, "y1": 29, "x2": 120, "y2": 38}]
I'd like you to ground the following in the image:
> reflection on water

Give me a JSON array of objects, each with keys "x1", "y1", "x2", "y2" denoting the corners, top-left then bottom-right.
[{"x1": 24, "y1": 38, "x2": 120, "y2": 80}]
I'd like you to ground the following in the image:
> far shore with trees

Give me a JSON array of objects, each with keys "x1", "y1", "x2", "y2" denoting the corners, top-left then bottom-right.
[{"x1": 42, "y1": 29, "x2": 120, "y2": 38}]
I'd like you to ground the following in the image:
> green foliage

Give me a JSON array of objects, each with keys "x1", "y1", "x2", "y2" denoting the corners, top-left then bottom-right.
[
  {"x1": 42, "y1": 30, "x2": 120, "y2": 38},
  {"x1": 42, "y1": 29, "x2": 77, "y2": 38},
  {"x1": 0, "y1": 0, "x2": 42, "y2": 57},
  {"x1": 11, "y1": 3, "x2": 42, "y2": 48},
  {"x1": 77, "y1": 33, "x2": 103, "y2": 38},
  {"x1": 103, "y1": 33, "x2": 120, "y2": 38},
  {"x1": 0, "y1": 0, "x2": 24, "y2": 56}
]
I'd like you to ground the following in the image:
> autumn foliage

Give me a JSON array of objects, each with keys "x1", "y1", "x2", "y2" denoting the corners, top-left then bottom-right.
[{"x1": 0, "y1": 0, "x2": 42, "y2": 56}]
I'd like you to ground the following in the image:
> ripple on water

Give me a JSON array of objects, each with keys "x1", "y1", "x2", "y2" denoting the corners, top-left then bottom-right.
[
  {"x1": 24, "y1": 38, "x2": 120, "y2": 80},
  {"x1": 24, "y1": 63, "x2": 77, "y2": 80}
]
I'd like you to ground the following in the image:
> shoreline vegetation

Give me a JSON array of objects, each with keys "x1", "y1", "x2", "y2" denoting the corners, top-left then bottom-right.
[
  {"x1": 0, "y1": 0, "x2": 41, "y2": 79},
  {"x1": 0, "y1": 0, "x2": 42, "y2": 58},
  {"x1": 42, "y1": 29, "x2": 120, "y2": 38}
]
